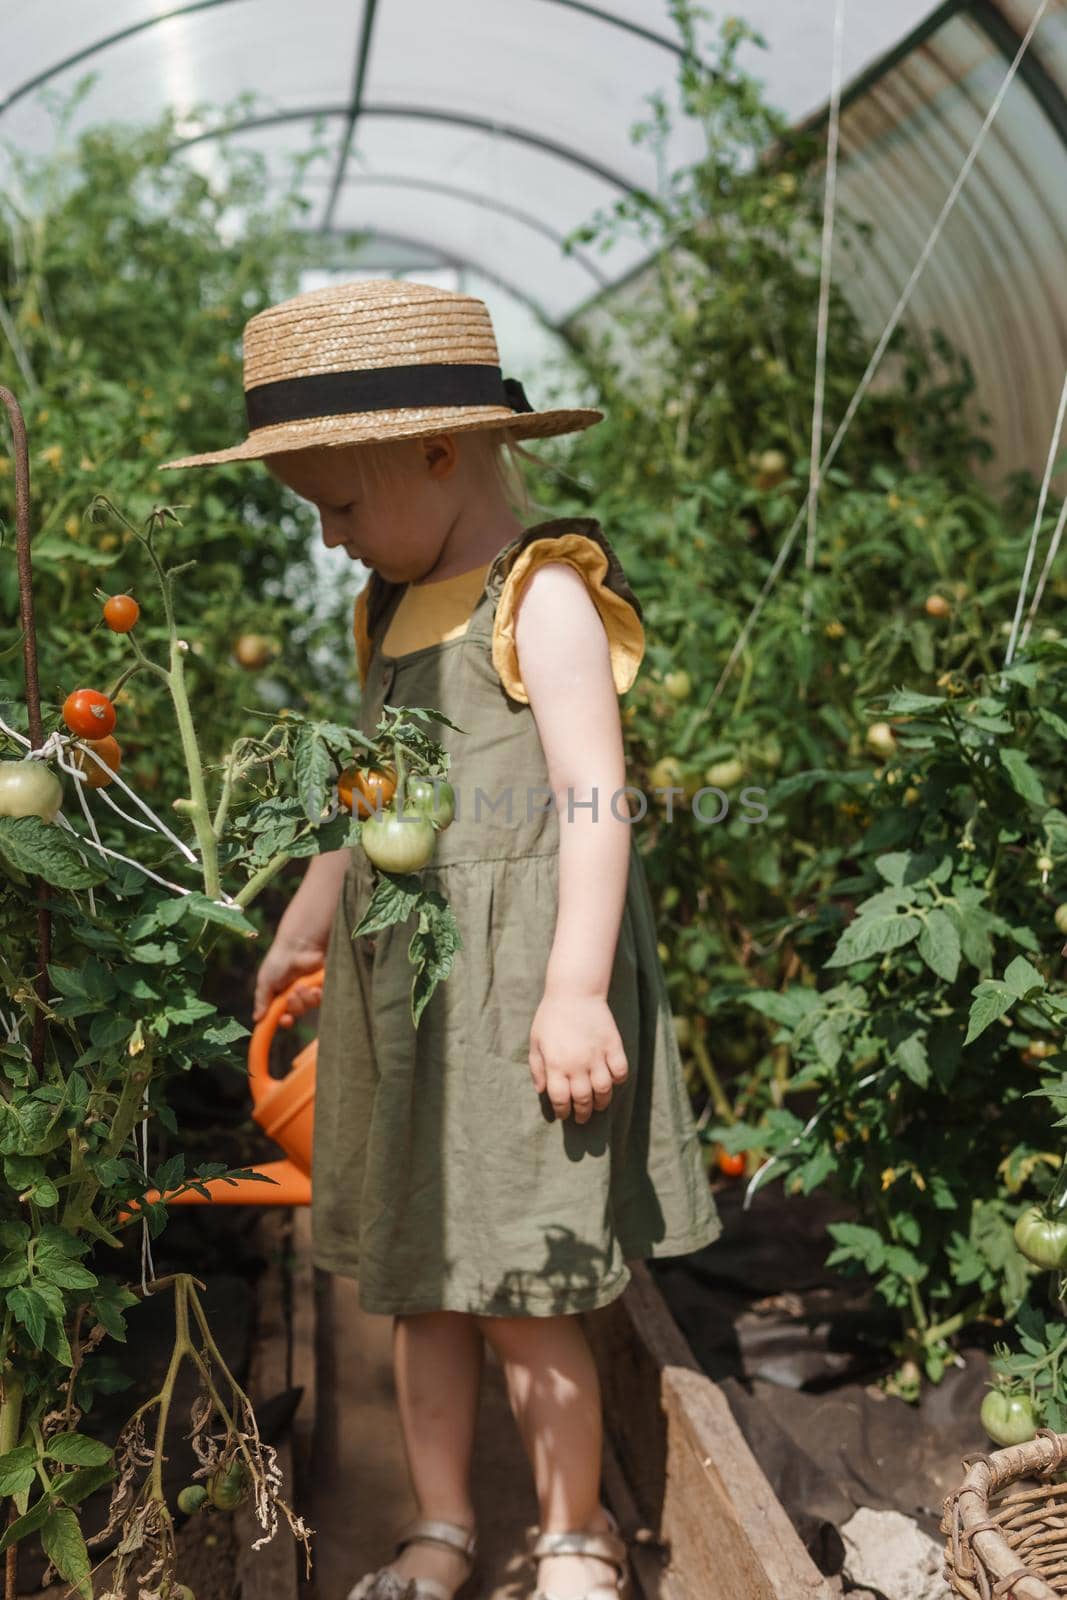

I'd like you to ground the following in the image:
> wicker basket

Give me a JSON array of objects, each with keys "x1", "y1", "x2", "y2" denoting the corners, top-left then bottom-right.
[{"x1": 941, "y1": 1428, "x2": 1067, "y2": 1598}]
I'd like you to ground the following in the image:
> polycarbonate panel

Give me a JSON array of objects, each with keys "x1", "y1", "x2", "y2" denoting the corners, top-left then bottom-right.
[
  {"x1": 0, "y1": 0, "x2": 365, "y2": 158},
  {"x1": 337, "y1": 116, "x2": 646, "y2": 282},
  {"x1": 328, "y1": 179, "x2": 599, "y2": 321},
  {"x1": 998, "y1": 0, "x2": 1067, "y2": 83},
  {"x1": 833, "y1": 8, "x2": 1067, "y2": 480},
  {"x1": 178, "y1": 116, "x2": 348, "y2": 199},
  {"x1": 363, "y1": 0, "x2": 707, "y2": 199}
]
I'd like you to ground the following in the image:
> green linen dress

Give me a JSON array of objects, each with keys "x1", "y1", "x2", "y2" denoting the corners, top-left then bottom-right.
[{"x1": 311, "y1": 515, "x2": 722, "y2": 1317}]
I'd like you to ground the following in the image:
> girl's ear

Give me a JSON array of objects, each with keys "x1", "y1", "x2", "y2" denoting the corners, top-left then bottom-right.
[{"x1": 421, "y1": 434, "x2": 458, "y2": 479}]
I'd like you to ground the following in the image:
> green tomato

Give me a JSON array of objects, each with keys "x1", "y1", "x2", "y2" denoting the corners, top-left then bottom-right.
[
  {"x1": 866, "y1": 722, "x2": 897, "y2": 759},
  {"x1": 177, "y1": 1484, "x2": 207, "y2": 1515},
  {"x1": 704, "y1": 758, "x2": 745, "y2": 790},
  {"x1": 1013, "y1": 1205, "x2": 1067, "y2": 1271},
  {"x1": 663, "y1": 670, "x2": 691, "y2": 701},
  {"x1": 1055, "y1": 903, "x2": 1067, "y2": 936},
  {"x1": 207, "y1": 1459, "x2": 249, "y2": 1512},
  {"x1": 980, "y1": 1388, "x2": 1036, "y2": 1447},
  {"x1": 361, "y1": 809, "x2": 437, "y2": 873},
  {"x1": 0, "y1": 761, "x2": 63, "y2": 822},
  {"x1": 405, "y1": 776, "x2": 455, "y2": 831}
]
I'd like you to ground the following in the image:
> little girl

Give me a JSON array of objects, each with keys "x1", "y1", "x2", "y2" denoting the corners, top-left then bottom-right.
[{"x1": 160, "y1": 279, "x2": 721, "y2": 1600}]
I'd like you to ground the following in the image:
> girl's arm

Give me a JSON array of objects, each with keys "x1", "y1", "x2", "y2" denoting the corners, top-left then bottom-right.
[
  {"x1": 252, "y1": 848, "x2": 350, "y2": 1024},
  {"x1": 514, "y1": 562, "x2": 632, "y2": 1123}
]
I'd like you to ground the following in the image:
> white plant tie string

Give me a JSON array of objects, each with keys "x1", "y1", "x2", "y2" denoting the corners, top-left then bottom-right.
[
  {"x1": 743, "y1": 1066, "x2": 885, "y2": 1211},
  {"x1": 710, "y1": 0, "x2": 1050, "y2": 710},
  {"x1": 1019, "y1": 489, "x2": 1067, "y2": 654},
  {"x1": 802, "y1": 0, "x2": 848, "y2": 634},
  {"x1": 139, "y1": 1090, "x2": 156, "y2": 1295},
  {"x1": 1003, "y1": 366, "x2": 1067, "y2": 669}
]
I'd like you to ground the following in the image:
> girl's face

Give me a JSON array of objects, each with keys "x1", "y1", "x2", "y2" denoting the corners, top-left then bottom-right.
[{"x1": 266, "y1": 436, "x2": 459, "y2": 583}]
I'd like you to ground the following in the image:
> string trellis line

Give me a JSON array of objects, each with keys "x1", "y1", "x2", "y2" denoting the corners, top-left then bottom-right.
[
  {"x1": 1004, "y1": 365, "x2": 1067, "y2": 669},
  {"x1": 707, "y1": 0, "x2": 1050, "y2": 711},
  {"x1": 802, "y1": 0, "x2": 849, "y2": 635}
]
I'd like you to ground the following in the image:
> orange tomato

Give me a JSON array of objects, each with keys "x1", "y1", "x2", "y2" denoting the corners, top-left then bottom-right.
[
  {"x1": 717, "y1": 1148, "x2": 746, "y2": 1179},
  {"x1": 103, "y1": 594, "x2": 140, "y2": 632},
  {"x1": 74, "y1": 735, "x2": 122, "y2": 789},
  {"x1": 337, "y1": 766, "x2": 397, "y2": 817}
]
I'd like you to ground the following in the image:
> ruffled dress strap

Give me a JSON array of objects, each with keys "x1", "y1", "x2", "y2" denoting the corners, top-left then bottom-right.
[{"x1": 474, "y1": 516, "x2": 645, "y2": 704}]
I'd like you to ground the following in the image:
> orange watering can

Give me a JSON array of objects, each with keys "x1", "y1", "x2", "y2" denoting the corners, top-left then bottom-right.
[{"x1": 130, "y1": 969, "x2": 322, "y2": 1213}]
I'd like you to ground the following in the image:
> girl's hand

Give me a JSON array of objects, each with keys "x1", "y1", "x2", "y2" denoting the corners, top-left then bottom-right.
[
  {"x1": 528, "y1": 989, "x2": 629, "y2": 1123},
  {"x1": 253, "y1": 939, "x2": 328, "y2": 1027}
]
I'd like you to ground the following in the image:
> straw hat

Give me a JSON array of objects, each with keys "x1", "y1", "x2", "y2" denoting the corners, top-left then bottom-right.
[{"x1": 158, "y1": 278, "x2": 604, "y2": 470}]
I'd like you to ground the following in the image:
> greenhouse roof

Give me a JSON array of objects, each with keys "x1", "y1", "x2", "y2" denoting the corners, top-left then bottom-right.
[
  {"x1": 0, "y1": 0, "x2": 939, "y2": 327},
  {"x1": 3, "y1": 1, "x2": 1067, "y2": 477}
]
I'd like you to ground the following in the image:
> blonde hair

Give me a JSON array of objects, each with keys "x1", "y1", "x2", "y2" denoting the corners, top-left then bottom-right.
[{"x1": 345, "y1": 428, "x2": 535, "y2": 518}]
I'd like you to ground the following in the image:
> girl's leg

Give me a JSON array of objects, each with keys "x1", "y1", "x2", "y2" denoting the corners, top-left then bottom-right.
[
  {"x1": 388, "y1": 1310, "x2": 484, "y2": 1592},
  {"x1": 476, "y1": 1313, "x2": 619, "y2": 1600}
]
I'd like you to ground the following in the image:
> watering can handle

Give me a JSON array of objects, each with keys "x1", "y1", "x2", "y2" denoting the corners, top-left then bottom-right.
[{"x1": 248, "y1": 968, "x2": 325, "y2": 1099}]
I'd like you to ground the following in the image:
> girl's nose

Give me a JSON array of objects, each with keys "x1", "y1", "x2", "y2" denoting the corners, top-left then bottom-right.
[{"x1": 320, "y1": 515, "x2": 348, "y2": 550}]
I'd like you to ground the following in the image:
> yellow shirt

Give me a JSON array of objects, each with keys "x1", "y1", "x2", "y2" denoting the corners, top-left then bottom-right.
[{"x1": 353, "y1": 535, "x2": 645, "y2": 703}]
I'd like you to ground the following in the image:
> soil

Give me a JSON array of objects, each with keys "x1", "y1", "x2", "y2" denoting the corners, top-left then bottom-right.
[{"x1": 649, "y1": 1177, "x2": 996, "y2": 1584}]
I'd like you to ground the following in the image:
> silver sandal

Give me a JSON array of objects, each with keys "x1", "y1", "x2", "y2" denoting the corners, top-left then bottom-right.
[
  {"x1": 346, "y1": 1516, "x2": 479, "y2": 1600},
  {"x1": 528, "y1": 1506, "x2": 631, "y2": 1600}
]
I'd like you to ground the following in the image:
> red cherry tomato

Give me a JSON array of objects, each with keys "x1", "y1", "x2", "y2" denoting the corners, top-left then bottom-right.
[
  {"x1": 717, "y1": 1148, "x2": 746, "y2": 1179},
  {"x1": 103, "y1": 594, "x2": 140, "y2": 632},
  {"x1": 63, "y1": 689, "x2": 117, "y2": 739}
]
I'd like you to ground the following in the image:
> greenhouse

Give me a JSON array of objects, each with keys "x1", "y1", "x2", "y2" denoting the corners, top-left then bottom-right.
[{"x1": 2, "y1": 2, "x2": 1067, "y2": 1598}]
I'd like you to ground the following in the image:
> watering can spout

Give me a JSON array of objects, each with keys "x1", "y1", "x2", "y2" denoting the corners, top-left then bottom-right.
[{"x1": 129, "y1": 971, "x2": 321, "y2": 1215}]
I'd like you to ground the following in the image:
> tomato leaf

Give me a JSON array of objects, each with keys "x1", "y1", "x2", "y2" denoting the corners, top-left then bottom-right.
[
  {"x1": 0, "y1": 1447, "x2": 38, "y2": 1496},
  {"x1": 0, "y1": 1495, "x2": 52, "y2": 1554},
  {"x1": 293, "y1": 724, "x2": 333, "y2": 824},
  {"x1": 965, "y1": 981, "x2": 1015, "y2": 1044},
  {"x1": 352, "y1": 873, "x2": 421, "y2": 939},
  {"x1": 40, "y1": 1505, "x2": 93, "y2": 1599},
  {"x1": 917, "y1": 908, "x2": 961, "y2": 984},
  {"x1": 0, "y1": 817, "x2": 106, "y2": 888},
  {"x1": 409, "y1": 892, "x2": 462, "y2": 1028},
  {"x1": 999, "y1": 748, "x2": 1047, "y2": 808},
  {"x1": 825, "y1": 911, "x2": 922, "y2": 968},
  {"x1": 44, "y1": 1433, "x2": 112, "y2": 1467}
]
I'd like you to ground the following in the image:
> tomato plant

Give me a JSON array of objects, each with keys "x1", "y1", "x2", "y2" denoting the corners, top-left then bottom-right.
[{"x1": 62, "y1": 688, "x2": 116, "y2": 739}]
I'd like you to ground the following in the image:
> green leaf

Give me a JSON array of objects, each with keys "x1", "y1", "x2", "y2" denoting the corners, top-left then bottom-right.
[
  {"x1": 1004, "y1": 955, "x2": 1046, "y2": 998},
  {"x1": 293, "y1": 723, "x2": 332, "y2": 824},
  {"x1": 965, "y1": 982, "x2": 1014, "y2": 1045},
  {"x1": 1000, "y1": 747, "x2": 1046, "y2": 808},
  {"x1": 825, "y1": 911, "x2": 922, "y2": 968},
  {"x1": 176, "y1": 892, "x2": 256, "y2": 936},
  {"x1": 0, "y1": 1495, "x2": 51, "y2": 1554},
  {"x1": 917, "y1": 908, "x2": 961, "y2": 984},
  {"x1": 896, "y1": 1033, "x2": 930, "y2": 1088},
  {"x1": 0, "y1": 1447, "x2": 37, "y2": 1495},
  {"x1": 881, "y1": 689, "x2": 947, "y2": 715},
  {"x1": 825, "y1": 1221, "x2": 886, "y2": 1274},
  {"x1": 352, "y1": 872, "x2": 421, "y2": 938},
  {"x1": 52, "y1": 1462, "x2": 116, "y2": 1507},
  {"x1": 0, "y1": 818, "x2": 106, "y2": 888},
  {"x1": 35, "y1": 1242, "x2": 98, "y2": 1290},
  {"x1": 44, "y1": 1433, "x2": 112, "y2": 1467},
  {"x1": 409, "y1": 891, "x2": 462, "y2": 1027},
  {"x1": 9, "y1": 1285, "x2": 48, "y2": 1348},
  {"x1": 40, "y1": 1505, "x2": 92, "y2": 1599}
]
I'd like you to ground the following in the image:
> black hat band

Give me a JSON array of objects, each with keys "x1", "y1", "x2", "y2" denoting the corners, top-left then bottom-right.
[{"x1": 244, "y1": 362, "x2": 535, "y2": 431}]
